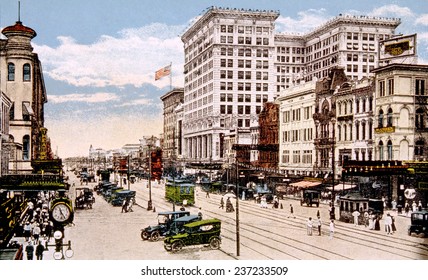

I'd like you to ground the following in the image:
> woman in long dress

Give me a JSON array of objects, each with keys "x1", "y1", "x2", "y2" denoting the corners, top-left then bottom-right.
[{"x1": 368, "y1": 213, "x2": 374, "y2": 230}]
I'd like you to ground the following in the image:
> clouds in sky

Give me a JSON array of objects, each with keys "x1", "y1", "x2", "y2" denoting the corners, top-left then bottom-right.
[{"x1": 35, "y1": 23, "x2": 185, "y2": 89}]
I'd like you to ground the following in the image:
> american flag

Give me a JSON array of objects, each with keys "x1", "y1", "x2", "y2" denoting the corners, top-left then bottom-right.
[{"x1": 155, "y1": 65, "x2": 171, "y2": 80}]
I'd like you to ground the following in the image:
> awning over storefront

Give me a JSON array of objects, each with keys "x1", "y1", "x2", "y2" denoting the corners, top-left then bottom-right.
[
  {"x1": 326, "y1": 183, "x2": 357, "y2": 190},
  {"x1": 289, "y1": 181, "x2": 322, "y2": 188}
]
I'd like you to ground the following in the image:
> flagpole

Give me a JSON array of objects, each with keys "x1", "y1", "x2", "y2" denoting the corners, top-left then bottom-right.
[{"x1": 169, "y1": 62, "x2": 172, "y2": 90}]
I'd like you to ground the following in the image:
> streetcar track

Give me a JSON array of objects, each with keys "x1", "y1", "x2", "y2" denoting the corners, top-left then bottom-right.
[{"x1": 93, "y1": 183, "x2": 428, "y2": 260}]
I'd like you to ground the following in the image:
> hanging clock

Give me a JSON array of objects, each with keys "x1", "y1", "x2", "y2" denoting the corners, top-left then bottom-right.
[{"x1": 50, "y1": 199, "x2": 74, "y2": 225}]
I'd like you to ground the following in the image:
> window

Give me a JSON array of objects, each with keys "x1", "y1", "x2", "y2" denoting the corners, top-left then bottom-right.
[
  {"x1": 387, "y1": 108, "x2": 393, "y2": 127},
  {"x1": 23, "y1": 135, "x2": 30, "y2": 160},
  {"x1": 378, "y1": 110, "x2": 384, "y2": 128},
  {"x1": 23, "y1": 63, "x2": 31, "y2": 81},
  {"x1": 388, "y1": 79, "x2": 394, "y2": 95},
  {"x1": 379, "y1": 81, "x2": 385, "y2": 97},
  {"x1": 387, "y1": 140, "x2": 393, "y2": 160},
  {"x1": 355, "y1": 122, "x2": 360, "y2": 140},
  {"x1": 416, "y1": 108, "x2": 425, "y2": 129},
  {"x1": 8, "y1": 63, "x2": 15, "y2": 81},
  {"x1": 379, "y1": 141, "x2": 384, "y2": 160},
  {"x1": 416, "y1": 79, "x2": 425, "y2": 95},
  {"x1": 415, "y1": 139, "x2": 425, "y2": 156}
]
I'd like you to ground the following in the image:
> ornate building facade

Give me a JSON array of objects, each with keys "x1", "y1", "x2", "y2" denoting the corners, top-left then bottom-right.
[{"x1": 0, "y1": 20, "x2": 48, "y2": 173}]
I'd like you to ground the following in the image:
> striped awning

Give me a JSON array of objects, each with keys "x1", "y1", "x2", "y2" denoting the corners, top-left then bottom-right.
[{"x1": 289, "y1": 181, "x2": 322, "y2": 188}]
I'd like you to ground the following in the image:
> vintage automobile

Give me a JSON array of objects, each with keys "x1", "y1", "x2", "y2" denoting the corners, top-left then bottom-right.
[
  {"x1": 74, "y1": 187, "x2": 95, "y2": 209},
  {"x1": 110, "y1": 190, "x2": 136, "y2": 206},
  {"x1": 164, "y1": 218, "x2": 221, "y2": 252},
  {"x1": 165, "y1": 214, "x2": 201, "y2": 236},
  {"x1": 300, "y1": 189, "x2": 321, "y2": 207},
  {"x1": 141, "y1": 211, "x2": 190, "y2": 241},
  {"x1": 408, "y1": 210, "x2": 428, "y2": 237}
]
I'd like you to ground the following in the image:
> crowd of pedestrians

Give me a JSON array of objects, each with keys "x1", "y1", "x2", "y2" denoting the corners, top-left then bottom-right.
[{"x1": 18, "y1": 191, "x2": 57, "y2": 260}]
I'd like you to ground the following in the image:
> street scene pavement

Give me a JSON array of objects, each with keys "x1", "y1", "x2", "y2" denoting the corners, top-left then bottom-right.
[{"x1": 21, "y1": 172, "x2": 428, "y2": 261}]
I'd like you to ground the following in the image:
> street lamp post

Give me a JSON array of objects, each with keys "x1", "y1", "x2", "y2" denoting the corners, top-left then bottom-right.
[
  {"x1": 235, "y1": 159, "x2": 240, "y2": 257},
  {"x1": 331, "y1": 118, "x2": 336, "y2": 220},
  {"x1": 147, "y1": 141, "x2": 153, "y2": 211}
]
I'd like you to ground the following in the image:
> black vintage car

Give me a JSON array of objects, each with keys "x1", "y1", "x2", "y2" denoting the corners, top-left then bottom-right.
[
  {"x1": 75, "y1": 187, "x2": 95, "y2": 209},
  {"x1": 408, "y1": 210, "x2": 428, "y2": 237},
  {"x1": 164, "y1": 218, "x2": 221, "y2": 252},
  {"x1": 110, "y1": 190, "x2": 136, "y2": 206},
  {"x1": 141, "y1": 211, "x2": 190, "y2": 241}
]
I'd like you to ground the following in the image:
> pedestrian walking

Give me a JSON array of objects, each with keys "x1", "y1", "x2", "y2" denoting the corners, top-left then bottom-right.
[
  {"x1": 25, "y1": 241, "x2": 34, "y2": 260},
  {"x1": 288, "y1": 204, "x2": 295, "y2": 218},
  {"x1": 307, "y1": 217, "x2": 313, "y2": 236},
  {"x1": 316, "y1": 216, "x2": 322, "y2": 236},
  {"x1": 391, "y1": 215, "x2": 396, "y2": 232},
  {"x1": 32, "y1": 223, "x2": 41, "y2": 242},
  {"x1": 23, "y1": 221, "x2": 31, "y2": 241},
  {"x1": 35, "y1": 241, "x2": 44, "y2": 260},
  {"x1": 384, "y1": 213, "x2": 393, "y2": 234},
  {"x1": 329, "y1": 220, "x2": 335, "y2": 239},
  {"x1": 418, "y1": 201, "x2": 423, "y2": 211},
  {"x1": 121, "y1": 198, "x2": 129, "y2": 213},
  {"x1": 206, "y1": 190, "x2": 210, "y2": 198},
  {"x1": 352, "y1": 210, "x2": 360, "y2": 226},
  {"x1": 219, "y1": 197, "x2": 224, "y2": 209}
]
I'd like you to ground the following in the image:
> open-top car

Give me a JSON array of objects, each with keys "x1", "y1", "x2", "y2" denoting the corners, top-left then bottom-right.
[
  {"x1": 408, "y1": 210, "x2": 428, "y2": 237},
  {"x1": 164, "y1": 218, "x2": 221, "y2": 252},
  {"x1": 141, "y1": 211, "x2": 190, "y2": 241}
]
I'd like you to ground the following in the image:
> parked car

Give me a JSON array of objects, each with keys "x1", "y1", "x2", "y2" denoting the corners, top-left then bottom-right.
[
  {"x1": 408, "y1": 210, "x2": 428, "y2": 237},
  {"x1": 75, "y1": 187, "x2": 95, "y2": 209},
  {"x1": 141, "y1": 211, "x2": 190, "y2": 241},
  {"x1": 165, "y1": 214, "x2": 201, "y2": 236},
  {"x1": 110, "y1": 190, "x2": 136, "y2": 206},
  {"x1": 164, "y1": 218, "x2": 221, "y2": 252}
]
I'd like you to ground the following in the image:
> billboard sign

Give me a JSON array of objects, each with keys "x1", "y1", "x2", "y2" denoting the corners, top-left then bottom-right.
[{"x1": 379, "y1": 34, "x2": 417, "y2": 63}]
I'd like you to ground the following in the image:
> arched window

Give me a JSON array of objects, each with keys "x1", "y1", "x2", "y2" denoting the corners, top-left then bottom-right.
[
  {"x1": 379, "y1": 140, "x2": 384, "y2": 160},
  {"x1": 387, "y1": 140, "x2": 393, "y2": 160},
  {"x1": 343, "y1": 124, "x2": 347, "y2": 141},
  {"x1": 8, "y1": 63, "x2": 15, "y2": 81},
  {"x1": 349, "y1": 123, "x2": 353, "y2": 141},
  {"x1": 362, "y1": 121, "x2": 366, "y2": 140},
  {"x1": 378, "y1": 109, "x2": 384, "y2": 128},
  {"x1": 415, "y1": 139, "x2": 425, "y2": 156},
  {"x1": 23, "y1": 63, "x2": 31, "y2": 81},
  {"x1": 369, "y1": 120, "x2": 373, "y2": 139},
  {"x1": 338, "y1": 125, "x2": 341, "y2": 141},
  {"x1": 416, "y1": 108, "x2": 424, "y2": 129},
  {"x1": 355, "y1": 122, "x2": 360, "y2": 140},
  {"x1": 355, "y1": 99, "x2": 360, "y2": 113},
  {"x1": 387, "y1": 108, "x2": 393, "y2": 127},
  {"x1": 23, "y1": 135, "x2": 30, "y2": 160}
]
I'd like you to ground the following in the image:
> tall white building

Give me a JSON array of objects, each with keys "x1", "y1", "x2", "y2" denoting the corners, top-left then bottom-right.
[
  {"x1": 181, "y1": 7, "x2": 279, "y2": 166},
  {"x1": 274, "y1": 14, "x2": 401, "y2": 94},
  {"x1": 180, "y1": 7, "x2": 401, "y2": 168}
]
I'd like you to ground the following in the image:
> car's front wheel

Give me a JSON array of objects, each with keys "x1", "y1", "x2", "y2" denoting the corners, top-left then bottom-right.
[
  {"x1": 209, "y1": 237, "x2": 221, "y2": 249},
  {"x1": 141, "y1": 231, "x2": 149, "y2": 240},
  {"x1": 164, "y1": 244, "x2": 172, "y2": 251},
  {"x1": 171, "y1": 241, "x2": 184, "y2": 252},
  {"x1": 151, "y1": 231, "x2": 160, "y2": 241}
]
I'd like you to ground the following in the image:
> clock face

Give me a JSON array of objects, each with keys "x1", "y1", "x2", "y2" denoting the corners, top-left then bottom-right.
[{"x1": 52, "y1": 203, "x2": 71, "y2": 223}]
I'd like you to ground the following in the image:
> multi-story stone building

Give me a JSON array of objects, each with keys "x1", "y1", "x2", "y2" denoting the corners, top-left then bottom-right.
[
  {"x1": 372, "y1": 63, "x2": 428, "y2": 161},
  {"x1": 0, "y1": 92, "x2": 12, "y2": 175},
  {"x1": 160, "y1": 88, "x2": 184, "y2": 163},
  {"x1": 179, "y1": 7, "x2": 401, "y2": 171},
  {"x1": 275, "y1": 14, "x2": 400, "y2": 93},
  {"x1": 0, "y1": 20, "x2": 47, "y2": 173},
  {"x1": 277, "y1": 80, "x2": 316, "y2": 176},
  {"x1": 181, "y1": 7, "x2": 279, "y2": 167}
]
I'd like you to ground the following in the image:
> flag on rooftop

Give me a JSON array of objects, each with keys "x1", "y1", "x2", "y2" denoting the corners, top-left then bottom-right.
[{"x1": 155, "y1": 65, "x2": 171, "y2": 81}]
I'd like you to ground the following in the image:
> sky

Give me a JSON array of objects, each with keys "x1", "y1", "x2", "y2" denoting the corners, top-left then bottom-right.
[{"x1": 1, "y1": 0, "x2": 428, "y2": 158}]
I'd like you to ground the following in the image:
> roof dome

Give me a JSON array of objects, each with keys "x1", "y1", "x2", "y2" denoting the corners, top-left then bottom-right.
[{"x1": 2, "y1": 21, "x2": 37, "y2": 39}]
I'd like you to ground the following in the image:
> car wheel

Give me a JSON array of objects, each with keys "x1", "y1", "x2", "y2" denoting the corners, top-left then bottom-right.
[
  {"x1": 171, "y1": 241, "x2": 183, "y2": 252},
  {"x1": 209, "y1": 237, "x2": 221, "y2": 249},
  {"x1": 418, "y1": 232, "x2": 426, "y2": 238},
  {"x1": 164, "y1": 244, "x2": 172, "y2": 251},
  {"x1": 141, "y1": 231, "x2": 149, "y2": 240},
  {"x1": 151, "y1": 231, "x2": 160, "y2": 241}
]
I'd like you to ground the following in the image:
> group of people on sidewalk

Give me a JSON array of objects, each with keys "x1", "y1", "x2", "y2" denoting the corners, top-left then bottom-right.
[{"x1": 306, "y1": 215, "x2": 335, "y2": 240}]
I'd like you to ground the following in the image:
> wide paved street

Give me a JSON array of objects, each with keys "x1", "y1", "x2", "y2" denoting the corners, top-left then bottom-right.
[{"x1": 51, "y1": 172, "x2": 428, "y2": 260}]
